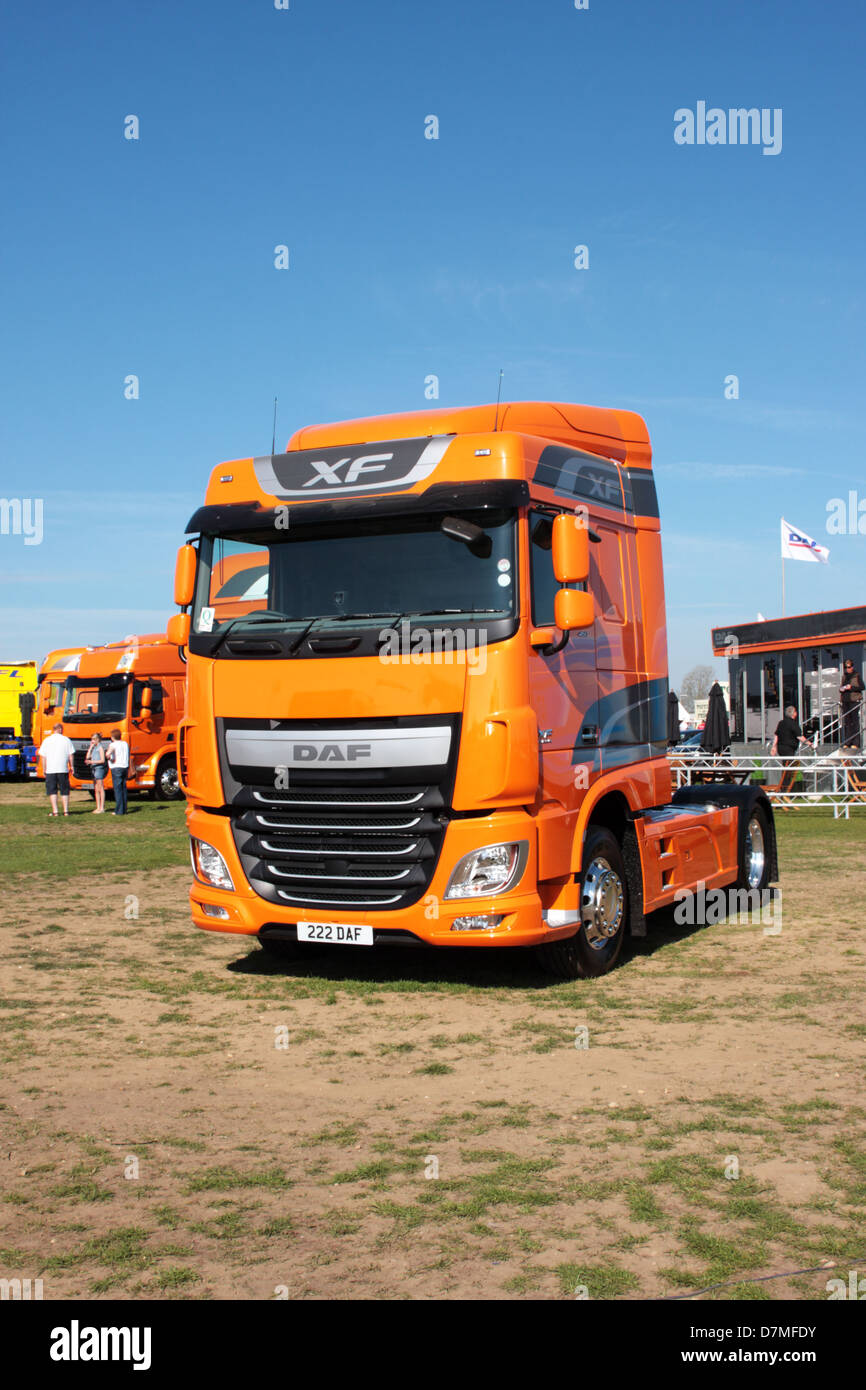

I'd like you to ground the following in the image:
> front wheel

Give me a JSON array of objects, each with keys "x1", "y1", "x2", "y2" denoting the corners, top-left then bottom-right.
[
  {"x1": 536, "y1": 826, "x2": 628, "y2": 979},
  {"x1": 153, "y1": 757, "x2": 183, "y2": 801}
]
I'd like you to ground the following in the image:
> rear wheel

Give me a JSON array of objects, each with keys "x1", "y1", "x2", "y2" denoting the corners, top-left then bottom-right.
[
  {"x1": 737, "y1": 803, "x2": 771, "y2": 892},
  {"x1": 153, "y1": 757, "x2": 182, "y2": 801},
  {"x1": 536, "y1": 826, "x2": 628, "y2": 979}
]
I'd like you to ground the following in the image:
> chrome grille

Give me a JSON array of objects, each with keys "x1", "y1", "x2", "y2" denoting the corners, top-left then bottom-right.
[{"x1": 230, "y1": 783, "x2": 447, "y2": 911}]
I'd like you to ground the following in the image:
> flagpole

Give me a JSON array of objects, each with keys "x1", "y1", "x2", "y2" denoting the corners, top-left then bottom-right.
[{"x1": 781, "y1": 555, "x2": 785, "y2": 617}]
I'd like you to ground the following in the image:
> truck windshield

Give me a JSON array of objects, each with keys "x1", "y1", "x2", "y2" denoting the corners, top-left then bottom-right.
[
  {"x1": 190, "y1": 508, "x2": 517, "y2": 643},
  {"x1": 63, "y1": 676, "x2": 129, "y2": 723}
]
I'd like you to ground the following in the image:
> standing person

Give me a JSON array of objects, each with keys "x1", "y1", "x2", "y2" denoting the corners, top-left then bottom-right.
[
  {"x1": 106, "y1": 728, "x2": 130, "y2": 815},
  {"x1": 39, "y1": 721, "x2": 75, "y2": 818},
  {"x1": 85, "y1": 732, "x2": 108, "y2": 814},
  {"x1": 839, "y1": 659, "x2": 864, "y2": 750},
  {"x1": 771, "y1": 706, "x2": 810, "y2": 759}
]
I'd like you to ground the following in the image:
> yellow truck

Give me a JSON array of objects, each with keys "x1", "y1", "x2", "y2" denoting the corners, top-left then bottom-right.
[{"x1": 0, "y1": 661, "x2": 38, "y2": 779}]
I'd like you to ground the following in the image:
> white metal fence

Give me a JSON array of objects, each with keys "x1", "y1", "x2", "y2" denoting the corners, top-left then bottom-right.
[{"x1": 667, "y1": 747, "x2": 866, "y2": 819}]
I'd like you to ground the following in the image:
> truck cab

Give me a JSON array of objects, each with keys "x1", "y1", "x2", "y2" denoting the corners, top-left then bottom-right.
[
  {"x1": 0, "y1": 661, "x2": 38, "y2": 780},
  {"x1": 60, "y1": 634, "x2": 186, "y2": 800},
  {"x1": 29, "y1": 648, "x2": 84, "y2": 775},
  {"x1": 171, "y1": 401, "x2": 776, "y2": 976}
]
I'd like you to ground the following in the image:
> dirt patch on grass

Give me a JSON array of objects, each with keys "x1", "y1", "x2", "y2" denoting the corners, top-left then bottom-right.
[{"x1": 1, "y1": 794, "x2": 864, "y2": 1300}]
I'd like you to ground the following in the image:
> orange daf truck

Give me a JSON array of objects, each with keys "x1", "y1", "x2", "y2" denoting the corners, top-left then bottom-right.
[
  {"x1": 60, "y1": 634, "x2": 186, "y2": 801},
  {"x1": 29, "y1": 647, "x2": 85, "y2": 773},
  {"x1": 168, "y1": 401, "x2": 777, "y2": 978}
]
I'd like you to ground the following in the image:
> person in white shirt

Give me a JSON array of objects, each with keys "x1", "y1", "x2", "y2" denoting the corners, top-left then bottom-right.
[
  {"x1": 106, "y1": 729, "x2": 131, "y2": 815},
  {"x1": 39, "y1": 722, "x2": 75, "y2": 818}
]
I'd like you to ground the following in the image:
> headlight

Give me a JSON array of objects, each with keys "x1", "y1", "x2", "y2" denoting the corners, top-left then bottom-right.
[
  {"x1": 445, "y1": 841, "x2": 528, "y2": 899},
  {"x1": 190, "y1": 838, "x2": 234, "y2": 891}
]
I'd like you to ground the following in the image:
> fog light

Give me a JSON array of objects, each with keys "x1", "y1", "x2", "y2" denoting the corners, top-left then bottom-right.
[
  {"x1": 445, "y1": 842, "x2": 528, "y2": 899},
  {"x1": 451, "y1": 914, "x2": 504, "y2": 932},
  {"x1": 201, "y1": 903, "x2": 230, "y2": 920},
  {"x1": 190, "y1": 838, "x2": 234, "y2": 891}
]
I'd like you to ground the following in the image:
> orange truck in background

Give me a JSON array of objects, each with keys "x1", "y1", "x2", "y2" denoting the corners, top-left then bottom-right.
[
  {"x1": 60, "y1": 634, "x2": 186, "y2": 801},
  {"x1": 168, "y1": 401, "x2": 777, "y2": 977},
  {"x1": 29, "y1": 647, "x2": 85, "y2": 773}
]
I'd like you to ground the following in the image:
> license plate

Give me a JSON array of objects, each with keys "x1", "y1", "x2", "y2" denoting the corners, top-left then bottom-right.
[{"x1": 297, "y1": 921, "x2": 374, "y2": 947}]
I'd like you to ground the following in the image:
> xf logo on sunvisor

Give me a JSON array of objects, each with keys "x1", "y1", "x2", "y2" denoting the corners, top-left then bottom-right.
[{"x1": 253, "y1": 436, "x2": 452, "y2": 499}]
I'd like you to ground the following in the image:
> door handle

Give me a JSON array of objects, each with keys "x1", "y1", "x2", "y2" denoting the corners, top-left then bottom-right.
[{"x1": 581, "y1": 726, "x2": 598, "y2": 742}]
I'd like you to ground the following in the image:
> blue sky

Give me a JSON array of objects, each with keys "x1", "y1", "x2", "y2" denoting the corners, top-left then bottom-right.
[{"x1": 1, "y1": 0, "x2": 864, "y2": 686}]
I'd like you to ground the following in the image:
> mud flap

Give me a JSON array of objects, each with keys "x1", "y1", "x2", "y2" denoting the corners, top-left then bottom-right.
[{"x1": 621, "y1": 822, "x2": 646, "y2": 937}]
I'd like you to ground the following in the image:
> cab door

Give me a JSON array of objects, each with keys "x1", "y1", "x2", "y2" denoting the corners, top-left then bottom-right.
[
  {"x1": 592, "y1": 522, "x2": 662, "y2": 771},
  {"x1": 527, "y1": 509, "x2": 599, "y2": 878}
]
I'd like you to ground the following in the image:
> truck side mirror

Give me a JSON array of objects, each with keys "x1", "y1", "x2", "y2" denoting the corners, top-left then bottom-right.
[
  {"x1": 167, "y1": 613, "x2": 191, "y2": 648},
  {"x1": 140, "y1": 686, "x2": 153, "y2": 711},
  {"x1": 174, "y1": 545, "x2": 197, "y2": 608},
  {"x1": 552, "y1": 514, "x2": 590, "y2": 584},
  {"x1": 555, "y1": 588, "x2": 594, "y2": 632}
]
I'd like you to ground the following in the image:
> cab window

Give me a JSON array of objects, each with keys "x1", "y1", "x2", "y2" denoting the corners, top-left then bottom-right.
[{"x1": 529, "y1": 511, "x2": 558, "y2": 626}]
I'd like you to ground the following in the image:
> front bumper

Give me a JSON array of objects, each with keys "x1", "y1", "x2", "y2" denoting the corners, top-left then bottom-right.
[{"x1": 186, "y1": 803, "x2": 572, "y2": 949}]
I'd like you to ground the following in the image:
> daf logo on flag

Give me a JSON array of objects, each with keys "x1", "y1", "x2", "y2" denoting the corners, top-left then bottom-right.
[
  {"x1": 781, "y1": 518, "x2": 830, "y2": 564},
  {"x1": 253, "y1": 436, "x2": 452, "y2": 499}
]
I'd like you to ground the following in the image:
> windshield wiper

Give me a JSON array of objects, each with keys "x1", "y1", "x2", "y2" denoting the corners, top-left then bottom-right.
[
  {"x1": 285, "y1": 612, "x2": 398, "y2": 655},
  {"x1": 245, "y1": 608, "x2": 512, "y2": 658},
  {"x1": 321, "y1": 611, "x2": 399, "y2": 621},
  {"x1": 207, "y1": 611, "x2": 292, "y2": 655},
  {"x1": 400, "y1": 608, "x2": 511, "y2": 617}
]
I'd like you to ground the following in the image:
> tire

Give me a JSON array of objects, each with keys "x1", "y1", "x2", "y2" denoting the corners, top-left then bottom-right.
[
  {"x1": 737, "y1": 803, "x2": 771, "y2": 892},
  {"x1": 153, "y1": 757, "x2": 182, "y2": 801},
  {"x1": 536, "y1": 826, "x2": 628, "y2": 979}
]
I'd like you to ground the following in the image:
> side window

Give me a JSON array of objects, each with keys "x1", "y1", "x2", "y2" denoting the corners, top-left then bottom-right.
[
  {"x1": 529, "y1": 511, "x2": 559, "y2": 626},
  {"x1": 590, "y1": 525, "x2": 627, "y2": 625},
  {"x1": 209, "y1": 542, "x2": 270, "y2": 626}
]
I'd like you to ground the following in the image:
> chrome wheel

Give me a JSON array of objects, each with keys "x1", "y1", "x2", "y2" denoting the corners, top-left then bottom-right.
[
  {"x1": 157, "y1": 762, "x2": 180, "y2": 799},
  {"x1": 581, "y1": 855, "x2": 624, "y2": 950},
  {"x1": 745, "y1": 815, "x2": 765, "y2": 888}
]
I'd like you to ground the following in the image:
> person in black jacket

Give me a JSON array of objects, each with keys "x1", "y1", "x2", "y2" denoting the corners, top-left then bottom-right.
[
  {"x1": 840, "y1": 659, "x2": 864, "y2": 750},
  {"x1": 771, "y1": 706, "x2": 810, "y2": 759}
]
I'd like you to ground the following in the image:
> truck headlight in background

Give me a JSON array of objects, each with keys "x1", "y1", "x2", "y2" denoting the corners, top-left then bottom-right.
[
  {"x1": 445, "y1": 841, "x2": 528, "y2": 899},
  {"x1": 190, "y1": 838, "x2": 234, "y2": 891}
]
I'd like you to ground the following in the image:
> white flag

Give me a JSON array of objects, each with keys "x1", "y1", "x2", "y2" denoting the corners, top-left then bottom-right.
[{"x1": 781, "y1": 518, "x2": 829, "y2": 564}]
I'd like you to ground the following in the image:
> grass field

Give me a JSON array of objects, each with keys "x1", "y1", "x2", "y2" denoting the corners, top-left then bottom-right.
[{"x1": 1, "y1": 784, "x2": 864, "y2": 1300}]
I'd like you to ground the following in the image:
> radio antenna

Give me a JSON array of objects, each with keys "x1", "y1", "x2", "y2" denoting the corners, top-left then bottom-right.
[
  {"x1": 493, "y1": 370, "x2": 504, "y2": 431},
  {"x1": 271, "y1": 396, "x2": 278, "y2": 455}
]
